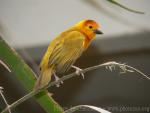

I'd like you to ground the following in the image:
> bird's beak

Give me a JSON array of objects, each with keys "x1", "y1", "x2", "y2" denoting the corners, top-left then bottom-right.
[{"x1": 93, "y1": 29, "x2": 103, "y2": 34}]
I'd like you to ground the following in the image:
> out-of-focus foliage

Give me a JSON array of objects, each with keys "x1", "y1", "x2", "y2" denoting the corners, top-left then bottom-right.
[{"x1": 107, "y1": 0, "x2": 144, "y2": 14}]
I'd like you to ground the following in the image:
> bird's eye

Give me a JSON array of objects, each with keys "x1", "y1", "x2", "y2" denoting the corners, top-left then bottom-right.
[{"x1": 89, "y1": 26, "x2": 93, "y2": 29}]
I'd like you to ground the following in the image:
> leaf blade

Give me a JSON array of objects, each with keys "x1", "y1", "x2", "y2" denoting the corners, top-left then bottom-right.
[
  {"x1": 107, "y1": 0, "x2": 144, "y2": 14},
  {"x1": 0, "y1": 37, "x2": 63, "y2": 113}
]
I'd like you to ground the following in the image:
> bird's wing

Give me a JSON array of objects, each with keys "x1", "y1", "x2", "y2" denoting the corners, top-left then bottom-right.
[{"x1": 48, "y1": 30, "x2": 85, "y2": 73}]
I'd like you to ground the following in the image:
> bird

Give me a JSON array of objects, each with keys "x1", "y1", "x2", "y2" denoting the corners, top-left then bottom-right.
[{"x1": 34, "y1": 19, "x2": 103, "y2": 90}]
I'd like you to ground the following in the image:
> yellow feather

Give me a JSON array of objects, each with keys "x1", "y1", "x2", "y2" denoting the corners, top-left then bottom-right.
[{"x1": 34, "y1": 20, "x2": 101, "y2": 90}]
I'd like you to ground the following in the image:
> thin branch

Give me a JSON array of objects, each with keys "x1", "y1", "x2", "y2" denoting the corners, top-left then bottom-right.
[
  {"x1": 119, "y1": 63, "x2": 150, "y2": 80},
  {"x1": 0, "y1": 60, "x2": 11, "y2": 72},
  {"x1": 1, "y1": 61, "x2": 150, "y2": 113},
  {"x1": 0, "y1": 87, "x2": 11, "y2": 113},
  {"x1": 107, "y1": 0, "x2": 144, "y2": 14}
]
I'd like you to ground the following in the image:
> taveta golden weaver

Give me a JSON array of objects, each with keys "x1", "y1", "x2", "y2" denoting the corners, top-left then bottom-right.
[{"x1": 34, "y1": 19, "x2": 103, "y2": 90}]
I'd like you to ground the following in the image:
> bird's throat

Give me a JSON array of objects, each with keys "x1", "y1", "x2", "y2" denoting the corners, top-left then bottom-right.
[{"x1": 81, "y1": 32, "x2": 94, "y2": 49}]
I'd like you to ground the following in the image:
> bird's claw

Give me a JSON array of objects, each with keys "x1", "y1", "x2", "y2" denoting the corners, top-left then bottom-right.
[
  {"x1": 54, "y1": 73, "x2": 63, "y2": 87},
  {"x1": 71, "y1": 66, "x2": 85, "y2": 79}
]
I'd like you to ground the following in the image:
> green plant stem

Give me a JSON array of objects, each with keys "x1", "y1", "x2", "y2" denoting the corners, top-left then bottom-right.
[{"x1": 0, "y1": 37, "x2": 64, "y2": 113}]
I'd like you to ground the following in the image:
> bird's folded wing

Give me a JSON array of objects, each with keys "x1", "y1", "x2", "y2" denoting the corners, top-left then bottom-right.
[{"x1": 48, "y1": 31, "x2": 85, "y2": 73}]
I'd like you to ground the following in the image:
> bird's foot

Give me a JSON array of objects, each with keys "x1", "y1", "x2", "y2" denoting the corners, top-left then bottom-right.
[
  {"x1": 71, "y1": 65, "x2": 85, "y2": 79},
  {"x1": 54, "y1": 73, "x2": 63, "y2": 87}
]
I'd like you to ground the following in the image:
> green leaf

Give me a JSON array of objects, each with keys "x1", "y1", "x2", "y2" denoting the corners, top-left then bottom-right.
[
  {"x1": 0, "y1": 36, "x2": 64, "y2": 113},
  {"x1": 107, "y1": 0, "x2": 144, "y2": 14}
]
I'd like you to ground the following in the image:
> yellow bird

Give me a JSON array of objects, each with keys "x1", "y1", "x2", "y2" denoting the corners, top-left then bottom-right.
[{"x1": 34, "y1": 19, "x2": 103, "y2": 90}]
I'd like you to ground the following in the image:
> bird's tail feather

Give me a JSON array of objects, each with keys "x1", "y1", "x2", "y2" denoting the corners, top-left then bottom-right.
[{"x1": 34, "y1": 68, "x2": 54, "y2": 90}]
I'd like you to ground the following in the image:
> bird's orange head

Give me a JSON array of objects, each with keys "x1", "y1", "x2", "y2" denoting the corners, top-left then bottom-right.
[{"x1": 75, "y1": 19, "x2": 103, "y2": 40}]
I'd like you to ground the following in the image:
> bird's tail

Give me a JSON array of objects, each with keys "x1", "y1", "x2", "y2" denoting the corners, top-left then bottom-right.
[{"x1": 34, "y1": 68, "x2": 54, "y2": 90}]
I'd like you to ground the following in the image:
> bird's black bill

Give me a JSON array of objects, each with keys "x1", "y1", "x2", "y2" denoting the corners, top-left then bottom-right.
[{"x1": 94, "y1": 29, "x2": 103, "y2": 34}]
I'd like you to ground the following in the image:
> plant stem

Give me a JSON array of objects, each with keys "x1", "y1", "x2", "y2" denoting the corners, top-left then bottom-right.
[
  {"x1": 1, "y1": 61, "x2": 150, "y2": 113},
  {"x1": 0, "y1": 60, "x2": 11, "y2": 72},
  {"x1": 0, "y1": 87, "x2": 11, "y2": 113},
  {"x1": 0, "y1": 37, "x2": 63, "y2": 113}
]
